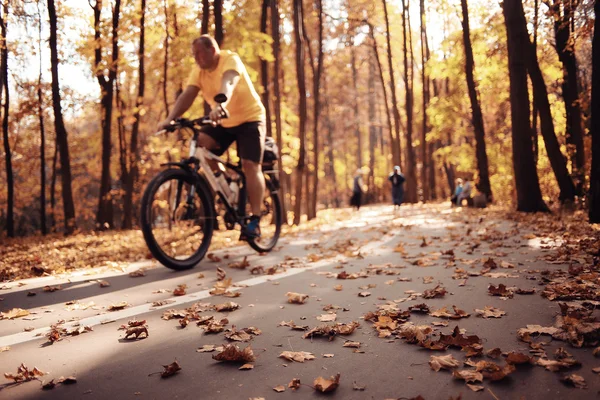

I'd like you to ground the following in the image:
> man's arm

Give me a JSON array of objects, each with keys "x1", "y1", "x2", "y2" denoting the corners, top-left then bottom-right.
[
  {"x1": 209, "y1": 70, "x2": 240, "y2": 122},
  {"x1": 156, "y1": 85, "x2": 200, "y2": 131}
]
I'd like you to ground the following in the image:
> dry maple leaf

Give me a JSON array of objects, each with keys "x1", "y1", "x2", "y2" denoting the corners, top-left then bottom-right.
[
  {"x1": 289, "y1": 378, "x2": 301, "y2": 390},
  {"x1": 505, "y1": 351, "x2": 533, "y2": 365},
  {"x1": 333, "y1": 285, "x2": 343, "y2": 291},
  {"x1": 107, "y1": 302, "x2": 128, "y2": 311},
  {"x1": 173, "y1": 284, "x2": 187, "y2": 296},
  {"x1": 228, "y1": 256, "x2": 249, "y2": 269},
  {"x1": 0, "y1": 308, "x2": 30, "y2": 320},
  {"x1": 43, "y1": 285, "x2": 61, "y2": 292},
  {"x1": 129, "y1": 268, "x2": 146, "y2": 277},
  {"x1": 239, "y1": 363, "x2": 254, "y2": 370},
  {"x1": 216, "y1": 267, "x2": 227, "y2": 281},
  {"x1": 207, "y1": 253, "x2": 222, "y2": 262},
  {"x1": 452, "y1": 369, "x2": 483, "y2": 383},
  {"x1": 98, "y1": 280, "x2": 110, "y2": 287},
  {"x1": 472, "y1": 360, "x2": 515, "y2": 381},
  {"x1": 4, "y1": 363, "x2": 45, "y2": 382},
  {"x1": 56, "y1": 376, "x2": 77, "y2": 385},
  {"x1": 273, "y1": 385, "x2": 286, "y2": 392},
  {"x1": 161, "y1": 361, "x2": 181, "y2": 378},
  {"x1": 317, "y1": 314, "x2": 337, "y2": 322},
  {"x1": 358, "y1": 291, "x2": 371, "y2": 297},
  {"x1": 124, "y1": 326, "x2": 148, "y2": 340},
  {"x1": 313, "y1": 373, "x2": 340, "y2": 393},
  {"x1": 343, "y1": 341, "x2": 361, "y2": 348},
  {"x1": 224, "y1": 327, "x2": 253, "y2": 342},
  {"x1": 214, "y1": 302, "x2": 240, "y2": 312},
  {"x1": 422, "y1": 285, "x2": 447, "y2": 299},
  {"x1": 212, "y1": 344, "x2": 256, "y2": 363},
  {"x1": 429, "y1": 354, "x2": 461, "y2": 372},
  {"x1": 561, "y1": 373, "x2": 587, "y2": 389},
  {"x1": 475, "y1": 306, "x2": 506, "y2": 319},
  {"x1": 286, "y1": 292, "x2": 309, "y2": 304},
  {"x1": 279, "y1": 351, "x2": 315, "y2": 363},
  {"x1": 488, "y1": 283, "x2": 513, "y2": 298}
]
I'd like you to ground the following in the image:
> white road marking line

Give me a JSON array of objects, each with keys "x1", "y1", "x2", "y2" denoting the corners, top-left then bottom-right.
[{"x1": 0, "y1": 225, "x2": 399, "y2": 348}]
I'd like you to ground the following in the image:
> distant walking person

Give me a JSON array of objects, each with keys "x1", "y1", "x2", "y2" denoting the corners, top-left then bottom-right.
[
  {"x1": 389, "y1": 166, "x2": 405, "y2": 210},
  {"x1": 350, "y1": 169, "x2": 365, "y2": 210}
]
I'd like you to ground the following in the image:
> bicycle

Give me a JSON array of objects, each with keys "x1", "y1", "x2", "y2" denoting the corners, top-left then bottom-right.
[{"x1": 140, "y1": 100, "x2": 283, "y2": 271}]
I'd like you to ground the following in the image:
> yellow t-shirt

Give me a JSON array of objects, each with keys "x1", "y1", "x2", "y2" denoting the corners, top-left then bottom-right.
[{"x1": 186, "y1": 50, "x2": 265, "y2": 128}]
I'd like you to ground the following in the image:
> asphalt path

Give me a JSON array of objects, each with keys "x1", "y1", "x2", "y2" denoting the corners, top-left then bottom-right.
[{"x1": 0, "y1": 204, "x2": 596, "y2": 400}]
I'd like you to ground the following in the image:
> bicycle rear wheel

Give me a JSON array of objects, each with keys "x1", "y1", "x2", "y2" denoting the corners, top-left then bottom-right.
[
  {"x1": 140, "y1": 168, "x2": 215, "y2": 270},
  {"x1": 247, "y1": 187, "x2": 282, "y2": 253}
]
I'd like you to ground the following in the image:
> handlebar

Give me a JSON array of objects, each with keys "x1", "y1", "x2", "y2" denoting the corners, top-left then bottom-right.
[{"x1": 156, "y1": 94, "x2": 229, "y2": 136}]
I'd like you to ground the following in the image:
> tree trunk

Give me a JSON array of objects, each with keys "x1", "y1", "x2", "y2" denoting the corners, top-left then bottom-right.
[
  {"x1": 163, "y1": 0, "x2": 170, "y2": 117},
  {"x1": 532, "y1": 0, "x2": 540, "y2": 163},
  {"x1": 50, "y1": 139, "x2": 58, "y2": 231},
  {"x1": 324, "y1": 76, "x2": 339, "y2": 207},
  {"x1": 123, "y1": 0, "x2": 145, "y2": 230},
  {"x1": 369, "y1": 23, "x2": 395, "y2": 171},
  {"x1": 260, "y1": 0, "x2": 272, "y2": 139},
  {"x1": 420, "y1": 0, "x2": 430, "y2": 201},
  {"x1": 292, "y1": 0, "x2": 307, "y2": 225},
  {"x1": 517, "y1": 1, "x2": 576, "y2": 203},
  {"x1": 309, "y1": 0, "x2": 323, "y2": 220},
  {"x1": 402, "y1": 0, "x2": 418, "y2": 203},
  {"x1": 551, "y1": 0, "x2": 585, "y2": 194},
  {"x1": 350, "y1": 44, "x2": 362, "y2": 169},
  {"x1": 368, "y1": 48, "x2": 376, "y2": 201},
  {"x1": 382, "y1": 0, "x2": 401, "y2": 167},
  {"x1": 37, "y1": 1, "x2": 47, "y2": 235},
  {"x1": 271, "y1": 0, "x2": 287, "y2": 222},
  {"x1": 48, "y1": 0, "x2": 76, "y2": 234},
  {"x1": 214, "y1": 0, "x2": 223, "y2": 46},
  {"x1": 200, "y1": 0, "x2": 209, "y2": 34},
  {"x1": 0, "y1": 3, "x2": 13, "y2": 237},
  {"x1": 94, "y1": 0, "x2": 121, "y2": 229},
  {"x1": 460, "y1": 0, "x2": 492, "y2": 201},
  {"x1": 502, "y1": 0, "x2": 548, "y2": 212},
  {"x1": 589, "y1": 0, "x2": 600, "y2": 223}
]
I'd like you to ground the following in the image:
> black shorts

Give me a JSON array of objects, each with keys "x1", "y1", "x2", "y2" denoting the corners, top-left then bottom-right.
[{"x1": 200, "y1": 121, "x2": 266, "y2": 163}]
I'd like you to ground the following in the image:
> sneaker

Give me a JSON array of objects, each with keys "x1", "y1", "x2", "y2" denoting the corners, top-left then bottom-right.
[{"x1": 241, "y1": 216, "x2": 261, "y2": 240}]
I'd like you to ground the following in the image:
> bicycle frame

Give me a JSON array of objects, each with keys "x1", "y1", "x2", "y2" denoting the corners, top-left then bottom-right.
[{"x1": 159, "y1": 124, "x2": 249, "y2": 228}]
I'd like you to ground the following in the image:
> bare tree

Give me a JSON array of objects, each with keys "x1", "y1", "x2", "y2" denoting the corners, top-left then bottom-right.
[
  {"x1": 0, "y1": 2, "x2": 13, "y2": 237},
  {"x1": 402, "y1": 0, "x2": 418, "y2": 203},
  {"x1": 382, "y1": 0, "x2": 401, "y2": 167},
  {"x1": 260, "y1": 0, "x2": 272, "y2": 139},
  {"x1": 123, "y1": 0, "x2": 146, "y2": 229},
  {"x1": 589, "y1": 0, "x2": 599, "y2": 223},
  {"x1": 37, "y1": 0, "x2": 47, "y2": 234},
  {"x1": 460, "y1": 0, "x2": 492, "y2": 201},
  {"x1": 49, "y1": 0, "x2": 76, "y2": 234},
  {"x1": 546, "y1": 0, "x2": 586, "y2": 194},
  {"x1": 271, "y1": 0, "x2": 286, "y2": 220},
  {"x1": 503, "y1": 0, "x2": 548, "y2": 212},
  {"x1": 292, "y1": 0, "x2": 307, "y2": 225}
]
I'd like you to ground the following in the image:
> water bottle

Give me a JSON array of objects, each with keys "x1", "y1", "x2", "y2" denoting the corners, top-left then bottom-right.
[
  {"x1": 228, "y1": 180, "x2": 239, "y2": 206},
  {"x1": 215, "y1": 171, "x2": 232, "y2": 199}
]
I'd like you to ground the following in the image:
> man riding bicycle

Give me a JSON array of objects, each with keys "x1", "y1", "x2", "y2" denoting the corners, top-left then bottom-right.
[{"x1": 157, "y1": 35, "x2": 266, "y2": 239}]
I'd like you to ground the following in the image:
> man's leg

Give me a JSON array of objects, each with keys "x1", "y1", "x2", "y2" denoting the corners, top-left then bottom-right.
[{"x1": 242, "y1": 159, "x2": 265, "y2": 216}]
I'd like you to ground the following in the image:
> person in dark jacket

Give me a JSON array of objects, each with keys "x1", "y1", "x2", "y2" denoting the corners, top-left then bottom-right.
[
  {"x1": 350, "y1": 169, "x2": 365, "y2": 210},
  {"x1": 388, "y1": 166, "x2": 405, "y2": 210}
]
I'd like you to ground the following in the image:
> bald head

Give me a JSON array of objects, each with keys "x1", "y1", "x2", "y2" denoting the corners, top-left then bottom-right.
[{"x1": 192, "y1": 35, "x2": 220, "y2": 70}]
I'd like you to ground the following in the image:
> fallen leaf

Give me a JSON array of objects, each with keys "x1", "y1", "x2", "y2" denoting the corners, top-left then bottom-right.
[
  {"x1": 343, "y1": 341, "x2": 361, "y2": 348},
  {"x1": 212, "y1": 344, "x2": 256, "y2": 363},
  {"x1": 313, "y1": 373, "x2": 340, "y2": 393},
  {"x1": 333, "y1": 285, "x2": 343, "y2": 291},
  {"x1": 279, "y1": 351, "x2": 315, "y2": 363},
  {"x1": 358, "y1": 292, "x2": 371, "y2": 297},
  {"x1": 43, "y1": 285, "x2": 61, "y2": 292},
  {"x1": 107, "y1": 302, "x2": 128, "y2": 311},
  {"x1": 466, "y1": 384, "x2": 484, "y2": 392},
  {"x1": 475, "y1": 306, "x2": 506, "y2": 319},
  {"x1": 129, "y1": 268, "x2": 146, "y2": 277},
  {"x1": 429, "y1": 354, "x2": 460, "y2": 372},
  {"x1": 488, "y1": 283, "x2": 513, "y2": 298},
  {"x1": 4, "y1": 363, "x2": 45, "y2": 382},
  {"x1": 239, "y1": 363, "x2": 254, "y2": 370},
  {"x1": 452, "y1": 369, "x2": 483, "y2": 383},
  {"x1": 229, "y1": 256, "x2": 249, "y2": 269},
  {"x1": 217, "y1": 267, "x2": 227, "y2": 281},
  {"x1": 0, "y1": 308, "x2": 30, "y2": 320},
  {"x1": 0, "y1": 346, "x2": 9, "y2": 353},
  {"x1": 317, "y1": 314, "x2": 337, "y2": 322},
  {"x1": 422, "y1": 285, "x2": 447, "y2": 299},
  {"x1": 323, "y1": 354, "x2": 334, "y2": 358},
  {"x1": 124, "y1": 326, "x2": 148, "y2": 340},
  {"x1": 273, "y1": 385, "x2": 286, "y2": 393},
  {"x1": 289, "y1": 378, "x2": 301, "y2": 390},
  {"x1": 353, "y1": 381, "x2": 366, "y2": 390},
  {"x1": 214, "y1": 302, "x2": 240, "y2": 312},
  {"x1": 56, "y1": 376, "x2": 77, "y2": 385},
  {"x1": 173, "y1": 284, "x2": 187, "y2": 296},
  {"x1": 161, "y1": 361, "x2": 181, "y2": 378},
  {"x1": 42, "y1": 379, "x2": 56, "y2": 390},
  {"x1": 98, "y1": 280, "x2": 110, "y2": 287},
  {"x1": 286, "y1": 292, "x2": 309, "y2": 304},
  {"x1": 561, "y1": 374, "x2": 587, "y2": 389},
  {"x1": 197, "y1": 345, "x2": 217, "y2": 353},
  {"x1": 207, "y1": 253, "x2": 221, "y2": 262}
]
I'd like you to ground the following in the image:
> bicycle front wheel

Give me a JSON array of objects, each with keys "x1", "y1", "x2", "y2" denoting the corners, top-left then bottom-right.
[
  {"x1": 140, "y1": 168, "x2": 215, "y2": 270},
  {"x1": 247, "y1": 187, "x2": 283, "y2": 253}
]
